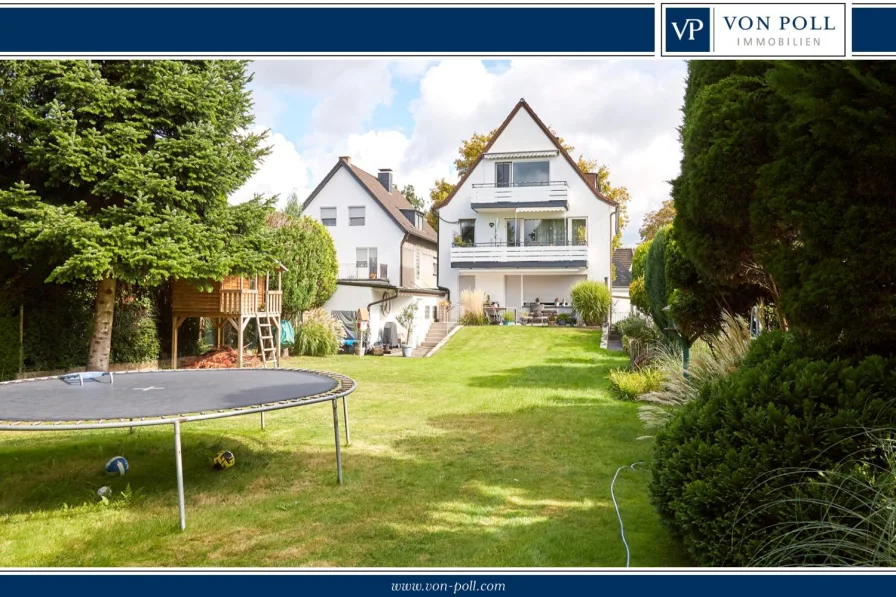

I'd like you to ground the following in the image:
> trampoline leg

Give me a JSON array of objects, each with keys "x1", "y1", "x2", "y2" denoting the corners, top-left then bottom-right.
[
  {"x1": 174, "y1": 420, "x2": 186, "y2": 531},
  {"x1": 332, "y1": 399, "x2": 343, "y2": 485},
  {"x1": 342, "y1": 396, "x2": 351, "y2": 445},
  {"x1": 260, "y1": 411, "x2": 265, "y2": 430}
]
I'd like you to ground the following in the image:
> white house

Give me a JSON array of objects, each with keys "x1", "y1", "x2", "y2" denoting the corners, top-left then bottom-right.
[
  {"x1": 437, "y1": 99, "x2": 619, "y2": 320},
  {"x1": 303, "y1": 157, "x2": 445, "y2": 350}
]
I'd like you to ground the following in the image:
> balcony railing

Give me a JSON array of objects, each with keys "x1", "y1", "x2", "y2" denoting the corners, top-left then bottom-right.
[
  {"x1": 450, "y1": 241, "x2": 587, "y2": 267},
  {"x1": 472, "y1": 181, "x2": 568, "y2": 204},
  {"x1": 338, "y1": 263, "x2": 389, "y2": 281}
]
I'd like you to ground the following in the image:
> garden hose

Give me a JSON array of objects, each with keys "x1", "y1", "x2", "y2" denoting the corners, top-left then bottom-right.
[{"x1": 611, "y1": 461, "x2": 644, "y2": 567}]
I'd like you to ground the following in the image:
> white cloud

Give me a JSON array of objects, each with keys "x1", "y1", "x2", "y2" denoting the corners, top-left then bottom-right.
[
  {"x1": 239, "y1": 59, "x2": 687, "y2": 244},
  {"x1": 230, "y1": 131, "x2": 311, "y2": 208}
]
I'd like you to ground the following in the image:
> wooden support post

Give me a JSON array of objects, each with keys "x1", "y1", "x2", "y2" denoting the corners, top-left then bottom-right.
[
  {"x1": 171, "y1": 316, "x2": 180, "y2": 370},
  {"x1": 215, "y1": 318, "x2": 223, "y2": 348},
  {"x1": 237, "y1": 316, "x2": 244, "y2": 369}
]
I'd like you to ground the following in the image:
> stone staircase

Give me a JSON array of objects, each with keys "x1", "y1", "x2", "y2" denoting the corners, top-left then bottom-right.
[{"x1": 411, "y1": 321, "x2": 457, "y2": 358}]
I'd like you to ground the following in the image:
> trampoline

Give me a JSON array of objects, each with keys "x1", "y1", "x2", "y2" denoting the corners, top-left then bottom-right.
[{"x1": 0, "y1": 368, "x2": 357, "y2": 530}]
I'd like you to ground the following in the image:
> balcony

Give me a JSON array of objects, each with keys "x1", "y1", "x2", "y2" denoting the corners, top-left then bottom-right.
[
  {"x1": 450, "y1": 242, "x2": 587, "y2": 269},
  {"x1": 471, "y1": 182, "x2": 568, "y2": 212},
  {"x1": 338, "y1": 263, "x2": 389, "y2": 282}
]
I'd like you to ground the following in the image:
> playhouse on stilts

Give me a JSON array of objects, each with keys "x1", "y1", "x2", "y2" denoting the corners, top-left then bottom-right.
[{"x1": 170, "y1": 266, "x2": 288, "y2": 369}]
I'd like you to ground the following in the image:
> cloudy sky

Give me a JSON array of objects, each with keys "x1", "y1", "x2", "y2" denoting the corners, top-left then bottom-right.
[{"x1": 231, "y1": 59, "x2": 688, "y2": 246}]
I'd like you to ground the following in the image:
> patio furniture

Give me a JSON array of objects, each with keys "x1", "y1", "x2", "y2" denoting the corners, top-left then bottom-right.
[{"x1": 484, "y1": 306, "x2": 506, "y2": 325}]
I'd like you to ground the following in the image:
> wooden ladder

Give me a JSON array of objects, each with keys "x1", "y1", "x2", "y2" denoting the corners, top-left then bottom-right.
[{"x1": 255, "y1": 315, "x2": 279, "y2": 368}]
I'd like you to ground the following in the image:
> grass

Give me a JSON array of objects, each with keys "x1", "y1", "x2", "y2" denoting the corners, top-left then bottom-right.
[{"x1": 0, "y1": 327, "x2": 688, "y2": 567}]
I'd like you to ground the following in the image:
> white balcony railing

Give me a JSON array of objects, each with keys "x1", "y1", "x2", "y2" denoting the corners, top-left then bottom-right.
[
  {"x1": 450, "y1": 244, "x2": 587, "y2": 266},
  {"x1": 338, "y1": 263, "x2": 389, "y2": 281},
  {"x1": 472, "y1": 181, "x2": 568, "y2": 204}
]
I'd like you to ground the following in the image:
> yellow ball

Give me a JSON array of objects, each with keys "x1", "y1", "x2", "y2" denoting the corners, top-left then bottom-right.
[{"x1": 213, "y1": 450, "x2": 235, "y2": 470}]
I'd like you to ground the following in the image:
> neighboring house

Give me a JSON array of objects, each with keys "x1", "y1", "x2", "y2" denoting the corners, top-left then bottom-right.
[
  {"x1": 437, "y1": 99, "x2": 619, "y2": 320},
  {"x1": 611, "y1": 247, "x2": 634, "y2": 321},
  {"x1": 303, "y1": 157, "x2": 444, "y2": 348}
]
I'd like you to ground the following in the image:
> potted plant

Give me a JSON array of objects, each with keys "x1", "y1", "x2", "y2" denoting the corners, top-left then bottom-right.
[
  {"x1": 396, "y1": 303, "x2": 419, "y2": 357},
  {"x1": 502, "y1": 311, "x2": 515, "y2": 326}
]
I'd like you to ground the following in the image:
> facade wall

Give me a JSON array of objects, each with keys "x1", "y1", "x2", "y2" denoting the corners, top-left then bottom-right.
[
  {"x1": 401, "y1": 236, "x2": 439, "y2": 289},
  {"x1": 322, "y1": 284, "x2": 441, "y2": 348},
  {"x1": 304, "y1": 167, "x2": 404, "y2": 284}
]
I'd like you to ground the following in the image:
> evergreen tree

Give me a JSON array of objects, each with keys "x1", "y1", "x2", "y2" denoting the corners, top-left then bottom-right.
[{"x1": 0, "y1": 60, "x2": 273, "y2": 370}]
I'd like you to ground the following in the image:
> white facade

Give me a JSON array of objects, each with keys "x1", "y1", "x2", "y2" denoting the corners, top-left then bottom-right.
[
  {"x1": 438, "y1": 101, "x2": 616, "y2": 319},
  {"x1": 305, "y1": 166, "x2": 404, "y2": 284},
  {"x1": 325, "y1": 284, "x2": 441, "y2": 348}
]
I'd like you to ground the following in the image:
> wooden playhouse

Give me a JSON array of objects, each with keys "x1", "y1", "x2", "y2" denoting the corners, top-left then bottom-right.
[{"x1": 170, "y1": 267, "x2": 287, "y2": 369}]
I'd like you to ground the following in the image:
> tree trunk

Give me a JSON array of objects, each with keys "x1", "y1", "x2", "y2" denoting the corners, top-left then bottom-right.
[{"x1": 87, "y1": 277, "x2": 117, "y2": 371}]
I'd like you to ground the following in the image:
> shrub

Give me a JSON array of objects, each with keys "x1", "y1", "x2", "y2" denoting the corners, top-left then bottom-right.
[
  {"x1": 609, "y1": 368, "x2": 664, "y2": 401},
  {"x1": 556, "y1": 313, "x2": 574, "y2": 326},
  {"x1": 570, "y1": 281, "x2": 611, "y2": 326},
  {"x1": 110, "y1": 291, "x2": 160, "y2": 365},
  {"x1": 650, "y1": 331, "x2": 896, "y2": 566},
  {"x1": 503, "y1": 310, "x2": 515, "y2": 323},
  {"x1": 294, "y1": 308, "x2": 344, "y2": 356},
  {"x1": 615, "y1": 314, "x2": 660, "y2": 344},
  {"x1": 749, "y1": 432, "x2": 896, "y2": 567},
  {"x1": 270, "y1": 214, "x2": 338, "y2": 321}
]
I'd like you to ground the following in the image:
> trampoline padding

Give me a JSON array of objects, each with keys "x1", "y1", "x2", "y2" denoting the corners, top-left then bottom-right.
[{"x1": 0, "y1": 369, "x2": 340, "y2": 422}]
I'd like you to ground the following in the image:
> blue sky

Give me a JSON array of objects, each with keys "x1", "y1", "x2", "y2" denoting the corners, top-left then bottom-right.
[{"x1": 234, "y1": 59, "x2": 688, "y2": 246}]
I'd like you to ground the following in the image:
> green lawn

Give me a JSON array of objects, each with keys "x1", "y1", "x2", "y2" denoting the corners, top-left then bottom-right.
[{"x1": 0, "y1": 327, "x2": 687, "y2": 567}]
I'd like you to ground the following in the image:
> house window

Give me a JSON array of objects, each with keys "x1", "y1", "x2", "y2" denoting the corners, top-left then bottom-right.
[
  {"x1": 571, "y1": 219, "x2": 587, "y2": 246},
  {"x1": 321, "y1": 207, "x2": 337, "y2": 227},
  {"x1": 349, "y1": 206, "x2": 365, "y2": 226},
  {"x1": 356, "y1": 247, "x2": 378, "y2": 278},
  {"x1": 524, "y1": 219, "x2": 566, "y2": 246},
  {"x1": 496, "y1": 162, "x2": 511, "y2": 188},
  {"x1": 424, "y1": 306, "x2": 431, "y2": 319},
  {"x1": 415, "y1": 249, "x2": 421, "y2": 281},
  {"x1": 432, "y1": 257, "x2": 438, "y2": 277},
  {"x1": 513, "y1": 161, "x2": 549, "y2": 186},
  {"x1": 457, "y1": 219, "x2": 475, "y2": 246},
  {"x1": 506, "y1": 219, "x2": 518, "y2": 246}
]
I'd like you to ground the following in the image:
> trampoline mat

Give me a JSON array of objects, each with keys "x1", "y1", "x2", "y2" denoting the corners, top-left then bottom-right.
[{"x1": 0, "y1": 369, "x2": 341, "y2": 422}]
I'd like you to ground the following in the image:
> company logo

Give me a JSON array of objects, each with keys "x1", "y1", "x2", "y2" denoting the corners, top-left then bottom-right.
[{"x1": 666, "y1": 7, "x2": 710, "y2": 52}]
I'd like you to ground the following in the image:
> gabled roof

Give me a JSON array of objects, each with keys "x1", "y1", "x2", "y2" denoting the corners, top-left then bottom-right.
[
  {"x1": 613, "y1": 247, "x2": 634, "y2": 271},
  {"x1": 303, "y1": 157, "x2": 437, "y2": 244},
  {"x1": 437, "y1": 98, "x2": 618, "y2": 209}
]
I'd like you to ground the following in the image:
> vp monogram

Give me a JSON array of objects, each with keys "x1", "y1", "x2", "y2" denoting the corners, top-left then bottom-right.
[{"x1": 671, "y1": 18, "x2": 705, "y2": 41}]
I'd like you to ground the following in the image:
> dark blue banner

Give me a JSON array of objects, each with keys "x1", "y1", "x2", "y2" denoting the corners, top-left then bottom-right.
[
  {"x1": 0, "y1": 6, "x2": 655, "y2": 54},
  {"x1": 853, "y1": 6, "x2": 896, "y2": 53},
  {"x1": 1, "y1": 574, "x2": 896, "y2": 596}
]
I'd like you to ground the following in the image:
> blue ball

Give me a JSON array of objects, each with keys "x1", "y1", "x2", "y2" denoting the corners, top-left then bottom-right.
[{"x1": 105, "y1": 456, "x2": 128, "y2": 476}]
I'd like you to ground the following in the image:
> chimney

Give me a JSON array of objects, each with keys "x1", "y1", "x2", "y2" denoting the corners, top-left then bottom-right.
[
  {"x1": 339, "y1": 156, "x2": 351, "y2": 164},
  {"x1": 377, "y1": 168, "x2": 393, "y2": 192}
]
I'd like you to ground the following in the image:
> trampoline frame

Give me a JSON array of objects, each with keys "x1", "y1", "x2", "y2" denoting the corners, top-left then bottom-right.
[{"x1": 0, "y1": 367, "x2": 356, "y2": 530}]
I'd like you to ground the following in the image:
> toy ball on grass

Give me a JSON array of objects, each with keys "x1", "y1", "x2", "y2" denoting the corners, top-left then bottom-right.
[
  {"x1": 105, "y1": 456, "x2": 128, "y2": 476},
  {"x1": 213, "y1": 450, "x2": 235, "y2": 470},
  {"x1": 96, "y1": 486, "x2": 113, "y2": 500}
]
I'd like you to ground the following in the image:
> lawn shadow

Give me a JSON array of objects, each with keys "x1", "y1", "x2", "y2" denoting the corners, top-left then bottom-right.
[{"x1": 6, "y1": 398, "x2": 690, "y2": 567}]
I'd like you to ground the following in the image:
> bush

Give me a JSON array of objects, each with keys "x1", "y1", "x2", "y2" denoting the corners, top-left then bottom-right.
[
  {"x1": 294, "y1": 308, "x2": 345, "y2": 356},
  {"x1": 650, "y1": 331, "x2": 896, "y2": 566},
  {"x1": 615, "y1": 314, "x2": 660, "y2": 344},
  {"x1": 459, "y1": 312, "x2": 489, "y2": 326},
  {"x1": 609, "y1": 368, "x2": 663, "y2": 401},
  {"x1": 750, "y1": 432, "x2": 896, "y2": 567},
  {"x1": 270, "y1": 214, "x2": 338, "y2": 321},
  {"x1": 570, "y1": 281, "x2": 611, "y2": 326},
  {"x1": 110, "y1": 291, "x2": 161, "y2": 365},
  {"x1": 556, "y1": 313, "x2": 574, "y2": 326}
]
